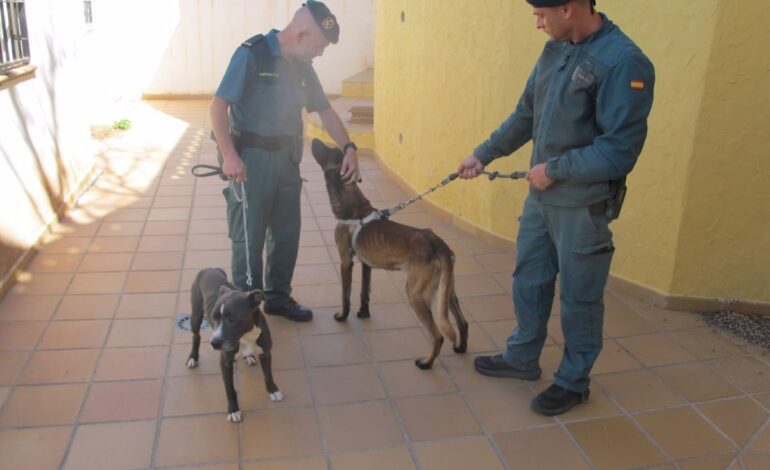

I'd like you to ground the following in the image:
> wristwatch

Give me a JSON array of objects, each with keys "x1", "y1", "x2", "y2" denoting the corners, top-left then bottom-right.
[{"x1": 342, "y1": 142, "x2": 358, "y2": 153}]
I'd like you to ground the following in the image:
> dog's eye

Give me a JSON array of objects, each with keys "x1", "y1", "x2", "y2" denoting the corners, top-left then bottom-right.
[{"x1": 213, "y1": 311, "x2": 222, "y2": 322}]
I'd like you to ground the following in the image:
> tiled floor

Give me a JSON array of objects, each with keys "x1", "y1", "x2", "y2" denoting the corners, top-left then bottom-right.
[{"x1": 1, "y1": 100, "x2": 769, "y2": 469}]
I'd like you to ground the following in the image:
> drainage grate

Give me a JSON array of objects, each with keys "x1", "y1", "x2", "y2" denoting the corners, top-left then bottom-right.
[{"x1": 175, "y1": 313, "x2": 210, "y2": 332}]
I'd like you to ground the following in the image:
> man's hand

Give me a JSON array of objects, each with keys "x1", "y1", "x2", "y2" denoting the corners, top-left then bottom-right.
[
  {"x1": 457, "y1": 155, "x2": 485, "y2": 179},
  {"x1": 221, "y1": 150, "x2": 247, "y2": 183},
  {"x1": 526, "y1": 163, "x2": 554, "y2": 191},
  {"x1": 340, "y1": 148, "x2": 361, "y2": 183}
]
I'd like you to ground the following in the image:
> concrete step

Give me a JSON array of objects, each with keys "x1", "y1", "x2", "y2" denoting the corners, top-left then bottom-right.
[
  {"x1": 306, "y1": 96, "x2": 374, "y2": 152},
  {"x1": 342, "y1": 68, "x2": 373, "y2": 99}
]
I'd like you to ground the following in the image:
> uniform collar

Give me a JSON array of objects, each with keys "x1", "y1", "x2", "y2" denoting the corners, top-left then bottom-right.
[{"x1": 265, "y1": 29, "x2": 282, "y2": 58}]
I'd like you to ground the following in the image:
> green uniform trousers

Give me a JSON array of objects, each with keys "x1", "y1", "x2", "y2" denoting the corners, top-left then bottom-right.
[{"x1": 223, "y1": 146, "x2": 301, "y2": 307}]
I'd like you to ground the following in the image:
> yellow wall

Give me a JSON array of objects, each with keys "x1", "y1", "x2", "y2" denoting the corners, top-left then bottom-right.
[{"x1": 374, "y1": 0, "x2": 770, "y2": 306}]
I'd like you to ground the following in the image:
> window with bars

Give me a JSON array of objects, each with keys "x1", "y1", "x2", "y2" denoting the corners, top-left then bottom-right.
[
  {"x1": 84, "y1": 0, "x2": 93, "y2": 25},
  {"x1": 0, "y1": 0, "x2": 29, "y2": 73}
]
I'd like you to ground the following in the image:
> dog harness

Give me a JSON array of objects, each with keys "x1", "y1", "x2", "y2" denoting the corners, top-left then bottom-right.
[{"x1": 336, "y1": 210, "x2": 385, "y2": 254}]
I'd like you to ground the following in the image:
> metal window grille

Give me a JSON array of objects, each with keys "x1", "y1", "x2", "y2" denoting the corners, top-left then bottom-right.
[
  {"x1": 84, "y1": 0, "x2": 93, "y2": 24},
  {"x1": 0, "y1": 0, "x2": 30, "y2": 73}
]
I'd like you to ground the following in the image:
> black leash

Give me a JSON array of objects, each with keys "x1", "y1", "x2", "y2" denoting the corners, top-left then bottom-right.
[{"x1": 191, "y1": 164, "x2": 226, "y2": 179}]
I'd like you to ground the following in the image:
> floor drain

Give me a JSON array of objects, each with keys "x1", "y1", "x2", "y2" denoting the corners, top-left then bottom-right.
[{"x1": 176, "y1": 314, "x2": 210, "y2": 332}]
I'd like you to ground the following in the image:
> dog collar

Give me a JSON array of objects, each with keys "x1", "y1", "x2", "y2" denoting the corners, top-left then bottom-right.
[{"x1": 337, "y1": 210, "x2": 385, "y2": 251}]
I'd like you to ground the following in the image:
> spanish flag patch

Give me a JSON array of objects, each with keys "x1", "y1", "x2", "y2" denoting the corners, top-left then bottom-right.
[{"x1": 630, "y1": 80, "x2": 645, "y2": 90}]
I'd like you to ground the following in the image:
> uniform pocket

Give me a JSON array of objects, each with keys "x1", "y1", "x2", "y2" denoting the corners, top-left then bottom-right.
[{"x1": 223, "y1": 185, "x2": 245, "y2": 242}]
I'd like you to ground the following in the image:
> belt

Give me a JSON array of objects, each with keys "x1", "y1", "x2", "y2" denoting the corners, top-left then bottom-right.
[{"x1": 231, "y1": 129, "x2": 298, "y2": 151}]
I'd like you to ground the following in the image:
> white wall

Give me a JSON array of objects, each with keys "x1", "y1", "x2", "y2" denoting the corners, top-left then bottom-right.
[{"x1": 85, "y1": 0, "x2": 375, "y2": 98}]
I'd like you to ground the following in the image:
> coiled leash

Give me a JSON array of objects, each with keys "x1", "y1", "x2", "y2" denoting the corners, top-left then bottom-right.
[
  {"x1": 190, "y1": 164, "x2": 254, "y2": 288},
  {"x1": 380, "y1": 169, "x2": 528, "y2": 217}
]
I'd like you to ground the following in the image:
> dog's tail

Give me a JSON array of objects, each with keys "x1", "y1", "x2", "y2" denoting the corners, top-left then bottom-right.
[{"x1": 429, "y1": 232, "x2": 459, "y2": 349}]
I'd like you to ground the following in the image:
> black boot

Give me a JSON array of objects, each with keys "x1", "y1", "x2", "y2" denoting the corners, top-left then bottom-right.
[
  {"x1": 531, "y1": 384, "x2": 589, "y2": 416},
  {"x1": 473, "y1": 354, "x2": 542, "y2": 380},
  {"x1": 264, "y1": 298, "x2": 313, "y2": 322}
]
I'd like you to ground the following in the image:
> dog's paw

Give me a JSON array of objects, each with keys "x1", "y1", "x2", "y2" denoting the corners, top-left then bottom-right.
[
  {"x1": 333, "y1": 312, "x2": 348, "y2": 322},
  {"x1": 415, "y1": 358, "x2": 433, "y2": 370},
  {"x1": 186, "y1": 358, "x2": 198, "y2": 368},
  {"x1": 243, "y1": 355, "x2": 257, "y2": 366},
  {"x1": 453, "y1": 344, "x2": 467, "y2": 354},
  {"x1": 226, "y1": 411, "x2": 242, "y2": 423},
  {"x1": 356, "y1": 309, "x2": 370, "y2": 319},
  {"x1": 269, "y1": 390, "x2": 284, "y2": 402}
]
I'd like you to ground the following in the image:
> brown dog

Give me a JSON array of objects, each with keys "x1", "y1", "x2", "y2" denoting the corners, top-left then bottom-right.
[{"x1": 311, "y1": 139, "x2": 469, "y2": 369}]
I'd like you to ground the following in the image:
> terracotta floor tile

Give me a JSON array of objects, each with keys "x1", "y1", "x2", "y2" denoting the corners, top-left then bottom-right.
[
  {"x1": 309, "y1": 363, "x2": 385, "y2": 405},
  {"x1": 153, "y1": 195, "x2": 192, "y2": 208},
  {"x1": 163, "y1": 374, "x2": 226, "y2": 416},
  {"x1": 567, "y1": 416, "x2": 667, "y2": 469},
  {"x1": 106, "y1": 318, "x2": 172, "y2": 347},
  {"x1": 295, "y1": 246, "x2": 331, "y2": 265},
  {"x1": 26, "y1": 253, "x2": 82, "y2": 273},
  {"x1": 183, "y1": 250, "x2": 231, "y2": 270},
  {"x1": 414, "y1": 436, "x2": 504, "y2": 470},
  {"x1": 0, "y1": 321, "x2": 46, "y2": 350},
  {"x1": 124, "y1": 270, "x2": 180, "y2": 293},
  {"x1": 68, "y1": 272, "x2": 127, "y2": 294},
  {"x1": 19, "y1": 349, "x2": 100, "y2": 384},
  {"x1": 298, "y1": 230, "x2": 326, "y2": 248},
  {"x1": 0, "y1": 294, "x2": 60, "y2": 321},
  {"x1": 157, "y1": 184, "x2": 194, "y2": 197},
  {"x1": 240, "y1": 408, "x2": 323, "y2": 459},
  {"x1": 747, "y1": 421, "x2": 770, "y2": 453},
  {"x1": 137, "y1": 235, "x2": 187, "y2": 252},
  {"x1": 634, "y1": 305, "x2": 705, "y2": 331},
  {"x1": 495, "y1": 426, "x2": 590, "y2": 470},
  {"x1": 379, "y1": 359, "x2": 456, "y2": 397},
  {"x1": 478, "y1": 319, "x2": 520, "y2": 351},
  {"x1": 754, "y1": 392, "x2": 770, "y2": 411},
  {"x1": 0, "y1": 383, "x2": 86, "y2": 426},
  {"x1": 52, "y1": 220, "x2": 99, "y2": 237},
  {"x1": 595, "y1": 369, "x2": 683, "y2": 412},
  {"x1": 104, "y1": 208, "x2": 150, "y2": 222},
  {"x1": 96, "y1": 221, "x2": 145, "y2": 237},
  {"x1": 475, "y1": 252, "x2": 516, "y2": 273},
  {"x1": 617, "y1": 333, "x2": 696, "y2": 367},
  {"x1": 697, "y1": 397, "x2": 768, "y2": 447},
  {"x1": 239, "y1": 368, "x2": 313, "y2": 410},
  {"x1": 556, "y1": 385, "x2": 623, "y2": 421},
  {"x1": 0, "y1": 426, "x2": 72, "y2": 470},
  {"x1": 358, "y1": 302, "x2": 420, "y2": 330},
  {"x1": 188, "y1": 219, "x2": 228, "y2": 235},
  {"x1": 292, "y1": 282, "x2": 343, "y2": 308},
  {"x1": 191, "y1": 206, "x2": 225, "y2": 220},
  {"x1": 144, "y1": 220, "x2": 190, "y2": 235},
  {"x1": 292, "y1": 263, "x2": 339, "y2": 286},
  {"x1": 441, "y1": 354, "x2": 531, "y2": 394},
  {"x1": 654, "y1": 362, "x2": 743, "y2": 402},
  {"x1": 454, "y1": 273, "x2": 505, "y2": 298},
  {"x1": 670, "y1": 327, "x2": 745, "y2": 360},
  {"x1": 603, "y1": 309, "x2": 658, "y2": 338},
  {"x1": 466, "y1": 386, "x2": 552, "y2": 432},
  {"x1": 461, "y1": 294, "x2": 515, "y2": 322},
  {"x1": 591, "y1": 339, "x2": 644, "y2": 375},
  {"x1": 676, "y1": 453, "x2": 738, "y2": 470},
  {"x1": 87, "y1": 236, "x2": 139, "y2": 253},
  {"x1": 63, "y1": 420, "x2": 155, "y2": 470},
  {"x1": 40, "y1": 236, "x2": 91, "y2": 254},
  {"x1": 317, "y1": 400, "x2": 403, "y2": 452},
  {"x1": 130, "y1": 251, "x2": 184, "y2": 271},
  {"x1": 635, "y1": 406, "x2": 734, "y2": 460},
  {"x1": 11, "y1": 272, "x2": 72, "y2": 295},
  {"x1": 156, "y1": 415, "x2": 239, "y2": 467},
  {"x1": 709, "y1": 356, "x2": 770, "y2": 393},
  {"x1": 55, "y1": 294, "x2": 119, "y2": 319},
  {"x1": 117, "y1": 292, "x2": 178, "y2": 319},
  {"x1": 78, "y1": 252, "x2": 133, "y2": 273},
  {"x1": 295, "y1": 308, "x2": 357, "y2": 336},
  {"x1": 330, "y1": 446, "x2": 415, "y2": 470},
  {"x1": 395, "y1": 393, "x2": 481, "y2": 441},
  {"x1": 38, "y1": 320, "x2": 110, "y2": 349},
  {"x1": 0, "y1": 351, "x2": 29, "y2": 385},
  {"x1": 186, "y1": 233, "x2": 231, "y2": 251},
  {"x1": 241, "y1": 456, "x2": 328, "y2": 470},
  {"x1": 740, "y1": 453, "x2": 770, "y2": 469},
  {"x1": 94, "y1": 346, "x2": 167, "y2": 381},
  {"x1": 301, "y1": 332, "x2": 370, "y2": 367},
  {"x1": 148, "y1": 207, "x2": 191, "y2": 221},
  {"x1": 366, "y1": 327, "x2": 429, "y2": 362},
  {"x1": 80, "y1": 379, "x2": 162, "y2": 422}
]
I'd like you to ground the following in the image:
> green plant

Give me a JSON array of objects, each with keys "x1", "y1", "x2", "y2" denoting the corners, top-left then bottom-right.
[{"x1": 112, "y1": 118, "x2": 132, "y2": 130}]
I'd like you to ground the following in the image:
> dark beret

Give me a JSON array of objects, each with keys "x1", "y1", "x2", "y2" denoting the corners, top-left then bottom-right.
[
  {"x1": 304, "y1": 1, "x2": 339, "y2": 44},
  {"x1": 527, "y1": 0, "x2": 595, "y2": 7}
]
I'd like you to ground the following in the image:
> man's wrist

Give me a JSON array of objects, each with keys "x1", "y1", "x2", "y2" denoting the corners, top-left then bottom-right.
[{"x1": 342, "y1": 142, "x2": 357, "y2": 153}]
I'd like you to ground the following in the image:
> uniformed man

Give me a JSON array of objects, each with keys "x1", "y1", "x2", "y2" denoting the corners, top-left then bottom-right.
[
  {"x1": 210, "y1": 1, "x2": 361, "y2": 322},
  {"x1": 457, "y1": 0, "x2": 655, "y2": 415}
]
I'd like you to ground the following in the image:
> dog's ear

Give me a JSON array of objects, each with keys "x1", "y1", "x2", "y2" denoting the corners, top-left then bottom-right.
[
  {"x1": 247, "y1": 289, "x2": 266, "y2": 305},
  {"x1": 218, "y1": 285, "x2": 231, "y2": 297},
  {"x1": 311, "y1": 138, "x2": 329, "y2": 165}
]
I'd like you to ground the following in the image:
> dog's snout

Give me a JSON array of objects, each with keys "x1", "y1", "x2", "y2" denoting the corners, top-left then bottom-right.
[{"x1": 210, "y1": 336, "x2": 223, "y2": 350}]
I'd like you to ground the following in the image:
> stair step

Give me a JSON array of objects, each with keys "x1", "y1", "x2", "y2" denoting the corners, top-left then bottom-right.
[
  {"x1": 342, "y1": 68, "x2": 373, "y2": 99},
  {"x1": 348, "y1": 105, "x2": 373, "y2": 125}
]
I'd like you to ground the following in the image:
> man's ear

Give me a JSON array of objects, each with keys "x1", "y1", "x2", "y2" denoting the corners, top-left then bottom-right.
[{"x1": 247, "y1": 289, "x2": 266, "y2": 305}]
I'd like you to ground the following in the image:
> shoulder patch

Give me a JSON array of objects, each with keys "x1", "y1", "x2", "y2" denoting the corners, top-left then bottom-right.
[{"x1": 630, "y1": 80, "x2": 645, "y2": 91}]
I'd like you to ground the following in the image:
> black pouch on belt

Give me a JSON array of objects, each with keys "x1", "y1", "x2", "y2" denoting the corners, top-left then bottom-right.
[{"x1": 605, "y1": 177, "x2": 627, "y2": 221}]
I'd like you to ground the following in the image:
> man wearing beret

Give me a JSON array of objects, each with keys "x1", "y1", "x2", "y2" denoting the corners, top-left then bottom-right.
[
  {"x1": 457, "y1": 0, "x2": 655, "y2": 415},
  {"x1": 211, "y1": 1, "x2": 360, "y2": 322}
]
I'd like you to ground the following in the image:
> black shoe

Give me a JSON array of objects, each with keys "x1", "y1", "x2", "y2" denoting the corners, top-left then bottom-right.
[
  {"x1": 264, "y1": 298, "x2": 313, "y2": 322},
  {"x1": 531, "y1": 384, "x2": 589, "y2": 416},
  {"x1": 473, "y1": 354, "x2": 542, "y2": 380}
]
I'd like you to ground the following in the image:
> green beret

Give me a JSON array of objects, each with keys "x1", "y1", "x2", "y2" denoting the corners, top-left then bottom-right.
[
  {"x1": 304, "y1": 1, "x2": 339, "y2": 44},
  {"x1": 527, "y1": 0, "x2": 595, "y2": 6}
]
